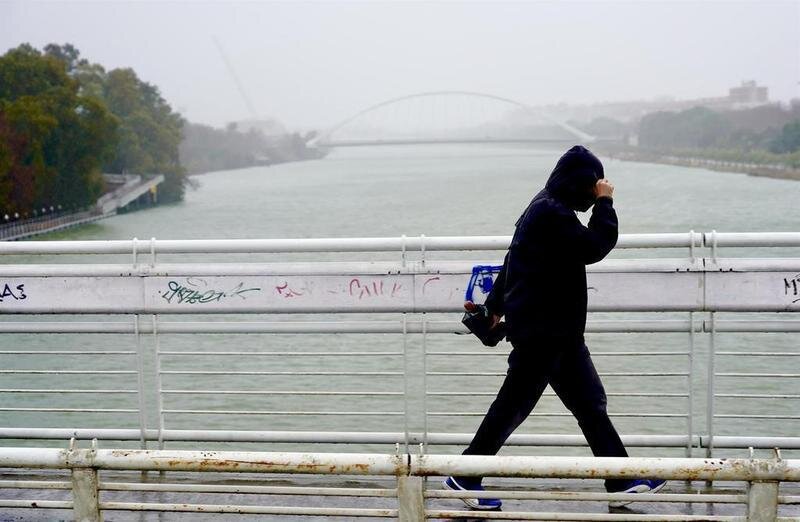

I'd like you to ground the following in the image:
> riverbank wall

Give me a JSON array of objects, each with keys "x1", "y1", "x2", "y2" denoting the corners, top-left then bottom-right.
[{"x1": 597, "y1": 146, "x2": 800, "y2": 181}]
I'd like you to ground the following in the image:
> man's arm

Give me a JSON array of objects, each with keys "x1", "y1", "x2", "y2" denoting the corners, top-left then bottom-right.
[
  {"x1": 483, "y1": 251, "x2": 508, "y2": 317},
  {"x1": 579, "y1": 195, "x2": 618, "y2": 264},
  {"x1": 550, "y1": 180, "x2": 618, "y2": 265}
]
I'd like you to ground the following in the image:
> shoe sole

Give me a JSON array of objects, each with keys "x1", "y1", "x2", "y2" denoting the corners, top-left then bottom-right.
[
  {"x1": 442, "y1": 478, "x2": 502, "y2": 511},
  {"x1": 608, "y1": 481, "x2": 666, "y2": 508}
]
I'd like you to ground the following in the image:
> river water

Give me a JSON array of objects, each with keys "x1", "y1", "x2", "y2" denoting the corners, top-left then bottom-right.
[{"x1": 2, "y1": 145, "x2": 798, "y2": 458}]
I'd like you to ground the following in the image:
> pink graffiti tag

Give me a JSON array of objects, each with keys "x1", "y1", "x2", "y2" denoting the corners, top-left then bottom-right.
[
  {"x1": 275, "y1": 282, "x2": 305, "y2": 298},
  {"x1": 422, "y1": 276, "x2": 441, "y2": 295},
  {"x1": 347, "y1": 278, "x2": 405, "y2": 300},
  {"x1": 390, "y1": 282, "x2": 403, "y2": 297}
]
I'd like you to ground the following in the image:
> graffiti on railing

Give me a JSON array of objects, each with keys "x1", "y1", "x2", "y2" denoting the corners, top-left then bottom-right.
[
  {"x1": 348, "y1": 278, "x2": 404, "y2": 300},
  {"x1": 0, "y1": 282, "x2": 27, "y2": 302},
  {"x1": 786, "y1": 274, "x2": 800, "y2": 304},
  {"x1": 275, "y1": 277, "x2": 407, "y2": 300},
  {"x1": 160, "y1": 278, "x2": 261, "y2": 305}
]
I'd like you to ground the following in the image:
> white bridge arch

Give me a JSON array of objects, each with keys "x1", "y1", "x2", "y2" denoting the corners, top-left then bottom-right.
[{"x1": 314, "y1": 90, "x2": 595, "y2": 147}]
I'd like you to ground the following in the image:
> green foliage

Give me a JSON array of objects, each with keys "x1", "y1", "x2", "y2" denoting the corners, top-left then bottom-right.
[
  {"x1": 99, "y1": 68, "x2": 186, "y2": 202},
  {"x1": 769, "y1": 120, "x2": 800, "y2": 154},
  {"x1": 0, "y1": 42, "x2": 187, "y2": 216},
  {"x1": 180, "y1": 123, "x2": 324, "y2": 175},
  {"x1": 639, "y1": 107, "x2": 728, "y2": 149},
  {"x1": 0, "y1": 44, "x2": 117, "y2": 215},
  {"x1": 637, "y1": 104, "x2": 800, "y2": 164}
]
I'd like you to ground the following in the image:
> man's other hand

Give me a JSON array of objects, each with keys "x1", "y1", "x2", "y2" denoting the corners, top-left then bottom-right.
[
  {"x1": 464, "y1": 301, "x2": 501, "y2": 328},
  {"x1": 595, "y1": 179, "x2": 614, "y2": 199}
]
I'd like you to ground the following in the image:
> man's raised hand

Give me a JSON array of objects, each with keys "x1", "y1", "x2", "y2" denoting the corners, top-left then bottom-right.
[{"x1": 595, "y1": 179, "x2": 614, "y2": 199}]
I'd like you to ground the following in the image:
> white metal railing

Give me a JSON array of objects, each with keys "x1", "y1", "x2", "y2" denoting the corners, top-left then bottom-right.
[
  {"x1": 0, "y1": 209, "x2": 102, "y2": 241},
  {"x1": 0, "y1": 232, "x2": 798, "y2": 458},
  {"x1": 0, "y1": 445, "x2": 798, "y2": 520}
]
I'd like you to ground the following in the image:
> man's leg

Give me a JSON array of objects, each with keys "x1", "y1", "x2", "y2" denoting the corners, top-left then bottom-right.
[
  {"x1": 463, "y1": 343, "x2": 553, "y2": 458},
  {"x1": 549, "y1": 342, "x2": 629, "y2": 492}
]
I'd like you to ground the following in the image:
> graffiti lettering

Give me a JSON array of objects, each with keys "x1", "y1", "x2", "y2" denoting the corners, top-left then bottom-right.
[
  {"x1": 0, "y1": 283, "x2": 26, "y2": 302},
  {"x1": 785, "y1": 274, "x2": 800, "y2": 304},
  {"x1": 346, "y1": 278, "x2": 404, "y2": 300},
  {"x1": 422, "y1": 276, "x2": 440, "y2": 295},
  {"x1": 161, "y1": 278, "x2": 261, "y2": 305},
  {"x1": 275, "y1": 281, "x2": 315, "y2": 298}
]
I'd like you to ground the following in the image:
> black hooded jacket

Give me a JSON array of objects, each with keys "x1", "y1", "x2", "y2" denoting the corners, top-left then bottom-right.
[{"x1": 484, "y1": 146, "x2": 618, "y2": 344}]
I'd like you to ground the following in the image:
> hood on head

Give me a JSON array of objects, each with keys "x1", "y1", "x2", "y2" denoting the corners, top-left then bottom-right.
[{"x1": 545, "y1": 145, "x2": 604, "y2": 212}]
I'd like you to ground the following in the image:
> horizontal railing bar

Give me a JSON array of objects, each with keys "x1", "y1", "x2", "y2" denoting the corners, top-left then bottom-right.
[
  {"x1": 99, "y1": 501, "x2": 397, "y2": 517},
  {"x1": 159, "y1": 351, "x2": 403, "y2": 356},
  {"x1": 0, "y1": 389, "x2": 137, "y2": 394},
  {"x1": 702, "y1": 436, "x2": 800, "y2": 449},
  {"x1": 716, "y1": 373, "x2": 800, "y2": 378},
  {"x1": 2, "y1": 319, "x2": 798, "y2": 334},
  {"x1": 0, "y1": 351, "x2": 135, "y2": 355},
  {"x1": 0, "y1": 233, "x2": 698, "y2": 255},
  {"x1": 710, "y1": 320, "x2": 800, "y2": 332},
  {"x1": 163, "y1": 410, "x2": 404, "y2": 416},
  {"x1": 0, "y1": 499, "x2": 73, "y2": 509},
  {"x1": 425, "y1": 351, "x2": 690, "y2": 357},
  {"x1": 714, "y1": 414, "x2": 800, "y2": 420},
  {"x1": 0, "y1": 480, "x2": 71, "y2": 489},
  {"x1": 0, "y1": 258, "x2": 703, "y2": 279},
  {"x1": 0, "y1": 370, "x2": 136, "y2": 375},
  {"x1": 0, "y1": 319, "x2": 704, "y2": 334},
  {"x1": 425, "y1": 509, "x2": 740, "y2": 521},
  {"x1": 717, "y1": 351, "x2": 800, "y2": 356},
  {"x1": 427, "y1": 488, "x2": 747, "y2": 503},
  {"x1": 427, "y1": 372, "x2": 689, "y2": 377},
  {"x1": 0, "y1": 429, "x2": 740, "y2": 447},
  {"x1": 427, "y1": 412, "x2": 687, "y2": 418},
  {"x1": 162, "y1": 390, "x2": 402, "y2": 396},
  {"x1": 4, "y1": 448, "x2": 799, "y2": 482},
  {"x1": 426, "y1": 391, "x2": 688, "y2": 397},
  {"x1": 716, "y1": 394, "x2": 800, "y2": 399},
  {"x1": 411, "y1": 454, "x2": 800, "y2": 481},
  {"x1": 711, "y1": 231, "x2": 800, "y2": 247},
  {"x1": 159, "y1": 371, "x2": 403, "y2": 376},
  {"x1": 0, "y1": 428, "x2": 702, "y2": 447},
  {"x1": 0, "y1": 408, "x2": 138, "y2": 413},
  {"x1": 100, "y1": 482, "x2": 397, "y2": 497}
]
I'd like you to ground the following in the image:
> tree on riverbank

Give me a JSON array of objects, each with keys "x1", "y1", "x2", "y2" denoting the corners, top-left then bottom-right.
[
  {"x1": 0, "y1": 44, "x2": 117, "y2": 216},
  {"x1": 43, "y1": 44, "x2": 186, "y2": 203}
]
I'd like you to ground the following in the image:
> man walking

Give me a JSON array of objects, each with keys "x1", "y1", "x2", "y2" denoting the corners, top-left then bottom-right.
[{"x1": 444, "y1": 145, "x2": 666, "y2": 510}]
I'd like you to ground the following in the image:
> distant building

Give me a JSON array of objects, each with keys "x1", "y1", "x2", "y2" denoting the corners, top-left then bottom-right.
[
  {"x1": 728, "y1": 81, "x2": 769, "y2": 108},
  {"x1": 537, "y1": 81, "x2": 772, "y2": 124}
]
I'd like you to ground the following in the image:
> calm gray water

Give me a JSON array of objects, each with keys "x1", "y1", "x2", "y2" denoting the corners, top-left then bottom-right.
[{"x1": 2, "y1": 145, "x2": 798, "y2": 458}]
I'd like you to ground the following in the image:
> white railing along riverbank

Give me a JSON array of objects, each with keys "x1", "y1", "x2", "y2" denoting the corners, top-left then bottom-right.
[
  {"x1": 0, "y1": 444, "x2": 798, "y2": 520},
  {"x1": 0, "y1": 232, "x2": 798, "y2": 459}
]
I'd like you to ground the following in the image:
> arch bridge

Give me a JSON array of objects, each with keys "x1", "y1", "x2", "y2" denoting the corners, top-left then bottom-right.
[{"x1": 314, "y1": 91, "x2": 595, "y2": 148}]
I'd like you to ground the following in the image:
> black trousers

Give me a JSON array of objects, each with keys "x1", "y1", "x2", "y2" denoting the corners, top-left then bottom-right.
[{"x1": 462, "y1": 337, "x2": 629, "y2": 492}]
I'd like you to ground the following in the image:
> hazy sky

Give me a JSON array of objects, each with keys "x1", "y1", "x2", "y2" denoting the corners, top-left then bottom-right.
[{"x1": 2, "y1": 1, "x2": 799, "y2": 130}]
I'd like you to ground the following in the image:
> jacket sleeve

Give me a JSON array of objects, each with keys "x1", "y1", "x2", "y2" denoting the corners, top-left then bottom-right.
[
  {"x1": 483, "y1": 251, "x2": 508, "y2": 316},
  {"x1": 552, "y1": 196, "x2": 618, "y2": 265}
]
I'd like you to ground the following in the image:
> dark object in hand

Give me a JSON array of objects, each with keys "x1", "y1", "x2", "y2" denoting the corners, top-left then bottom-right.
[{"x1": 462, "y1": 303, "x2": 507, "y2": 347}]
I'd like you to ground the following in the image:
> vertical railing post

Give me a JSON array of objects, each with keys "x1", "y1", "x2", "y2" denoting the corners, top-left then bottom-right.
[
  {"x1": 706, "y1": 311, "x2": 716, "y2": 459},
  {"x1": 69, "y1": 440, "x2": 101, "y2": 522},
  {"x1": 687, "y1": 311, "x2": 694, "y2": 458},
  {"x1": 153, "y1": 314, "x2": 165, "y2": 449},
  {"x1": 421, "y1": 314, "x2": 428, "y2": 452},
  {"x1": 134, "y1": 315, "x2": 148, "y2": 449},
  {"x1": 71, "y1": 467, "x2": 101, "y2": 522},
  {"x1": 397, "y1": 476, "x2": 425, "y2": 521},
  {"x1": 746, "y1": 481, "x2": 779, "y2": 521},
  {"x1": 402, "y1": 313, "x2": 410, "y2": 453}
]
